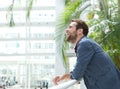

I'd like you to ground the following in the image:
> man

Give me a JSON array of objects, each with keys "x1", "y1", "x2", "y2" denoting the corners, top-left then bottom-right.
[{"x1": 53, "y1": 19, "x2": 120, "y2": 89}]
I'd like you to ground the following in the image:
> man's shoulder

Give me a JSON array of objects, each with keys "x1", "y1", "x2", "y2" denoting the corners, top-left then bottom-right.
[
  {"x1": 78, "y1": 37, "x2": 100, "y2": 48},
  {"x1": 77, "y1": 37, "x2": 93, "y2": 48},
  {"x1": 80, "y1": 37, "x2": 94, "y2": 44}
]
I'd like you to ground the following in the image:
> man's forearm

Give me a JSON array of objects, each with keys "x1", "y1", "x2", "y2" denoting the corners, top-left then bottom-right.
[{"x1": 60, "y1": 73, "x2": 71, "y2": 80}]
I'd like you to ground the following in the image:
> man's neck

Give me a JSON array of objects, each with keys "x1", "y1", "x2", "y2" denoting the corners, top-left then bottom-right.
[{"x1": 73, "y1": 35, "x2": 84, "y2": 46}]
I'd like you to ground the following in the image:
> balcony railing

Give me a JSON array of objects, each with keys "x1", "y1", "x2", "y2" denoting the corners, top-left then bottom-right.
[{"x1": 49, "y1": 80, "x2": 77, "y2": 89}]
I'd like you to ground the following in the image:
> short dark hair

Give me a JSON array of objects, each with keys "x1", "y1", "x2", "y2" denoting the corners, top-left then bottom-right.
[{"x1": 71, "y1": 19, "x2": 89, "y2": 36}]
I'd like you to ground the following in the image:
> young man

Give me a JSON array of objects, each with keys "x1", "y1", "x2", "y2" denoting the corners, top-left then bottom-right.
[{"x1": 53, "y1": 19, "x2": 120, "y2": 89}]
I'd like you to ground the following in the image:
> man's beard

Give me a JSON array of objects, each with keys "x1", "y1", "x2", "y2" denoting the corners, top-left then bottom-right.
[{"x1": 66, "y1": 33, "x2": 77, "y2": 43}]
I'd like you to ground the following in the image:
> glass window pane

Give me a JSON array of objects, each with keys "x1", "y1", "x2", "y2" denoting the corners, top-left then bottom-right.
[
  {"x1": 30, "y1": 10, "x2": 56, "y2": 23},
  {"x1": 0, "y1": 0, "x2": 56, "y2": 88},
  {"x1": 0, "y1": 27, "x2": 26, "y2": 39},
  {"x1": 31, "y1": 40, "x2": 55, "y2": 53},
  {"x1": 0, "y1": 0, "x2": 13, "y2": 8},
  {"x1": 32, "y1": 0, "x2": 56, "y2": 7},
  {"x1": 30, "y1": 26, "x2": 55, "y2": 39},
  {"x1": 0, "y1": 41, "x2": 26, "y2": 54}
]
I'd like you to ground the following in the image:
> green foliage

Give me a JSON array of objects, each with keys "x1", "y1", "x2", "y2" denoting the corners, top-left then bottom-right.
[
  {"x1": 26, "y1": 0, "x2": 34, "y2": 19},
  {"x1": 89, "y1": 0, "x2": 120, "y2": 70},
  {"x1": 7, "y1": 0, "x2": 15, "y2": 27},
  {"x1": 7, "y1": 0, "x2": 34, "y2": 26},
  {"x1": 62, "y1": 0, "x2": 81, "y2": 23}
]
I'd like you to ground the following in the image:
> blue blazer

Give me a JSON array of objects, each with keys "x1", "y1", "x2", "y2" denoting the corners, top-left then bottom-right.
[{"x1": 70, "y1": 36, "x2": 120, "y2": 89}]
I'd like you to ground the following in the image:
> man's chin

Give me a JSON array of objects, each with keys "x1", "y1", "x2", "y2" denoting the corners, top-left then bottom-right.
[
  {"x1": 66, "y1": 37, "x2": 69, "y2": 41},
  {"x1": 66, "y1": 38, "x2": 70, "y2": 42},
  {"x1": 66, "y1": 36, "x2": 72, "y2": 42}
]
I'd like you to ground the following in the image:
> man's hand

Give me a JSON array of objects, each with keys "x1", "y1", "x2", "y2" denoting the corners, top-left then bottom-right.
[
  {"x1": 53, "y1": 76, "x2": 61, "y2": 85},
  {"x1": 53, "y1": 73, "x2": 71, "y2": 85}
]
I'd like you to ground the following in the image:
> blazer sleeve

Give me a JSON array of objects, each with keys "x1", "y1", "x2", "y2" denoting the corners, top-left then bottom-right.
[{"x1": 71, "y1": 40, "x2": 95, "y2": 80}]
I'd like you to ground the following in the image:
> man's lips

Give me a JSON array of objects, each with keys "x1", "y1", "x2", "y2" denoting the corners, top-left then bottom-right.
[{"x1": 66, "y1": 33, "x2": 70, "y2": 36}]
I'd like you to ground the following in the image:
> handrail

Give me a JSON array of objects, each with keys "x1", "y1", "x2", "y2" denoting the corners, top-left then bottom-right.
[{"x1": 49, "y1": 80, "x2": 77, "y2": 89}]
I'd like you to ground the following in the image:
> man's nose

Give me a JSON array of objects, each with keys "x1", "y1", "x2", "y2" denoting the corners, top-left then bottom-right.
[{"x1": 65, "y1": 28, "x2": 69, "y2": 33}]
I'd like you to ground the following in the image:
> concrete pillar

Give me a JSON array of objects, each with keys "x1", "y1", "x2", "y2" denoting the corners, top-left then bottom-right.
[{"x1": 55, "y1": 0, "x2": 65, "y2": 75}]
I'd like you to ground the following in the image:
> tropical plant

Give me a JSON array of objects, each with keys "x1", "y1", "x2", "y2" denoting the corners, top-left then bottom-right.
[
  {"x1": 7, "y1": 0, "x2": 34, "y2": 27},
  {"x1": 7, "y1": 0, "x2": 15, "y2": 27}
]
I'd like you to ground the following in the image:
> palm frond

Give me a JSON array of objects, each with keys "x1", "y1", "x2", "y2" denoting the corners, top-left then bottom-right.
[
  {"x1": 26, "y1": 0, "x2": 33, "y2": 19},
  {"x1": 55, "y1": 0, "x2": 81, "y2": 71},
  {"x1": 6, "y1": 0, "x2": 15, "y2": 27}
]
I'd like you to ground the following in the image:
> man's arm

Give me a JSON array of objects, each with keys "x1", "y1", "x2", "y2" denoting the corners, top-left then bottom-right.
[{"x1": 71, "y1": 40, "x2": 95, "y2": 80}]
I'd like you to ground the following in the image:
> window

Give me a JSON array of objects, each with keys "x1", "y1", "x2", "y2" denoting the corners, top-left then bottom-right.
[{"x1": 0, "y1": 0, "x2": 56, "y2": 88}]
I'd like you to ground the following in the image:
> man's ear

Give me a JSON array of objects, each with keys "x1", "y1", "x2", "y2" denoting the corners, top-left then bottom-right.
[{"x1": 77, "y1": 29, "x2": 83, "y2": 35}]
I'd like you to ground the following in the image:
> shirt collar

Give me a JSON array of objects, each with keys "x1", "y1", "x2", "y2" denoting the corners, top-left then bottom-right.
[{"x1": 74, "y1": 36, "x2": 85, "y2": 54}]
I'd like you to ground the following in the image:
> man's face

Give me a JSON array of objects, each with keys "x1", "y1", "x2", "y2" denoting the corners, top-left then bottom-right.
[{"x1": 65, "y1": 22, "x2": 78, "y2": 43}]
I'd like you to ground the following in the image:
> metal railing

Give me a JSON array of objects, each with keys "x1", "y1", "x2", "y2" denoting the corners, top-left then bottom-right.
[{"x1": 49, "y1": 80, "x2": 77, "y2": 89}]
